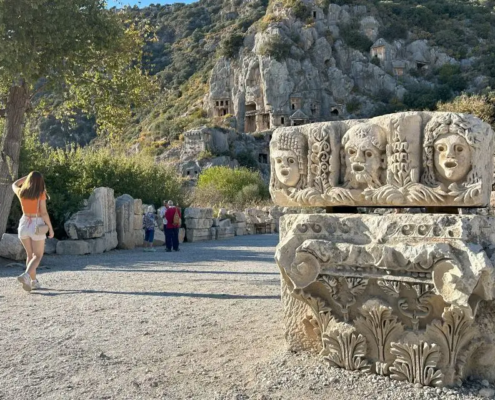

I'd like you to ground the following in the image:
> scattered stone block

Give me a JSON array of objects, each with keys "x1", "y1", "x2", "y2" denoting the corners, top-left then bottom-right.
[
  {"x1": 133, "y1": 199, "x2": 143, "y2": 215},
  {"x1": 185, "y1": 218, "x2": 213, "y2": 229},
  {"x1": 153, "y1": 229, "x2": 165, "y2": 246},
  {"x1": 45, "y1": 238, "x2": 58, "y2": 255},
  {"x1": 133, "y1": 214, "x2": 143, "y2": 230},
  {"x1": 56, "y1": 240, "x2": 91, "y2": 255},
  {"x1": 216, "y1": 226, "x2": 235, "y2": 240},
  {"x1": 64, "y1": 210, "x2": 105, "y2": 240},
  {"x1": 88, "y1": 187, "x2": 116, "y2": 234},
  {"x1": 0, "y1": 234, "x2": 26, "y2": 261},
  {"x1": 186, "y1": 228, "x2": 212, "y2": 242},
  {"x1": 116, "y1": 194, "x2": 135, "y2": 250},
  {"x1": 184, "y1": 208, "x2": 213, "y2": 219},
  {"x1": 218, "y1": 219, "x2": 232, "y2": 228}
]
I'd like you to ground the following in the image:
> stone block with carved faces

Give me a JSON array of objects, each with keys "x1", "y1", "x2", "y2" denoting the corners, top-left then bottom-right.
[
  {"x1": 277, "y1": 212, "x2": 495, "y2": 387},
  {"x1": 269, "y1": 112, "x2": 494, "y2": 207}
]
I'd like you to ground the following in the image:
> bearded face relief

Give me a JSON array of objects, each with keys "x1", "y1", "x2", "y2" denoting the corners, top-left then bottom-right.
[
  {"x1": 274, "y1": 149, "x2": 301, "y2": 187},
  {"x1": 343, "y1": 124, "x2": 386, "y2": 189},
  {"x1": 433, "y1": 133, "x2": 472, "y2": 184}
]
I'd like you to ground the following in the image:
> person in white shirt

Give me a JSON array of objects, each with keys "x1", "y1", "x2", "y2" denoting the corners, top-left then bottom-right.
[{"x1": 158, "y1": 200, "x2": 169, "y2": 246}]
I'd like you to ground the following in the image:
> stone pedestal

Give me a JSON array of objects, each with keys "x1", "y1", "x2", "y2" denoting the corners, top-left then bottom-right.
[{"x1": 277, "y1": 213, "x2": 495, "y2": 387}]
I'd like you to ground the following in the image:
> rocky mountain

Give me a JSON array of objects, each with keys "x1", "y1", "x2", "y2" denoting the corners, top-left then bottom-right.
[{"x1": 36, "y1": 0, "x2": 495, "y2": 163}]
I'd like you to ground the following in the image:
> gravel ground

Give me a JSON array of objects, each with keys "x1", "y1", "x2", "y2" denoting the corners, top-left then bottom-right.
[{"x1": 0, "y1": 234, "x2": 493, "y2": 400}]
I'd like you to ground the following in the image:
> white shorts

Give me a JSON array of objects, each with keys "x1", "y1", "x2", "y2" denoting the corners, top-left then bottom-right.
[{"x1": 18, "y1": 216, "x2": 46, "y2": 241}]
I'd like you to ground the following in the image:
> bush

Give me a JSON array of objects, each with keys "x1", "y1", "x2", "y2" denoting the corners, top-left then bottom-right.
[
  {"x1": 236, "y1": 150, "x2": 258, "y2": 169},
  {"x1": 437, "y1": 92, "x2": 495, "y2": 128},
  {"x1": 220, "y1": 33, "x2": 244, "y2": 58},
  {"x1": 403, "y1": 84, "x2": 453, "y2": 110},
  {"x1": 258, "y1": 35, "x2": 292, "y2": 61},
  {"x1": 340, "y1": 23, "x2": 373, "y2": 53},
  {"x1": 9, "y1": 134, "x2": 187, "y2": 237},
  {"x1": 195, "y1": 166, "x2": 269, "y2": 207},
  {"x1": 437, "y1": 64, "x2": 467, "y2": 92}
]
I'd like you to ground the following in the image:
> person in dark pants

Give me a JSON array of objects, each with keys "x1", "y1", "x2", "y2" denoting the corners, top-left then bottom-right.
[{"x1": 164, "y1": 200, "x2": 181, "y2": 252}]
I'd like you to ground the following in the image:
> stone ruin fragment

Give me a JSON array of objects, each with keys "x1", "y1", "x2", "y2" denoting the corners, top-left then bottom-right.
[{"x1": 271, "y1": 112, "x2": 495, "y2": 386}]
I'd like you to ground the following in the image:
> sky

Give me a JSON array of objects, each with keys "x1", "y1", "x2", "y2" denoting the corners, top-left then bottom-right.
[{"x1": 107, "y1": 0, "x2": 197, "y2": 7}]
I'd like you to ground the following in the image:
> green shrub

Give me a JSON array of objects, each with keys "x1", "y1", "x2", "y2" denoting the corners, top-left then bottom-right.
[
  {"x1": 437, "y1": 64, "x2": 467, "y2": 92},
  {"x1": 195, "y1": 166, "x2": 269, "y2": 207},
  {"x1": 220, "y1": 33, "x2": 244, "y2": 58},
  {"x1": 346, "y1": 98, "x2": 361, "y2": 114},
  {"x1": 258, "y1": 35, "x2": 292, "y2": 61},
  {"x1": 9, "y1": 134, "x2": 187, "y2": 237},
  {"x1": 236, "y1": 150, "x2": 258, "y2": 169},
  {"x1": 340, "y1": 23, "x2": 373, "y2": 53},
  {"x1": 437, "y1": 92, "x2": 495, "y2": 128}
]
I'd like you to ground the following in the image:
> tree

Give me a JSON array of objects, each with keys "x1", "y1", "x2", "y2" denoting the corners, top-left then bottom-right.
[{"x1": 0, "y1": 0, "x2": 158, "y2": 236}]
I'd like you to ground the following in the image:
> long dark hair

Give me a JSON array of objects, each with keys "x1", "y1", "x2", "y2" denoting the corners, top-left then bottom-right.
[{"x1": 18, "y1": 171, "x2": 46, "y2": 200}]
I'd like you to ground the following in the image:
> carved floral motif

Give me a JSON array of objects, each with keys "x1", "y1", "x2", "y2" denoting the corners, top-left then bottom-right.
[
  {"x1": 390, "y1": 342, "x2": 444, "y2": 386},
  {"x1": 323, "y1": 330, "x2": 370, "y2": 372}
]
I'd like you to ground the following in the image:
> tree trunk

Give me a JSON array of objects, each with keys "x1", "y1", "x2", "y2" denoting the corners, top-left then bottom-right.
[{"x1": 0, "y1": 82, "x2": 29, "y2": 237}]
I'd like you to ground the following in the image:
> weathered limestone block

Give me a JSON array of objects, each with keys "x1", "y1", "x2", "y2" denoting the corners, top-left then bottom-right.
[
  {"x1": 56, "y1": 240, "x2": 91, "y2": 255},
  {"x1": 184, "y1": 207, "x2": 213, "y2": 219},
  {"x1": 186, "y1": 228, "x2": 212, "y2": 242},
  {"x1": 185, "y1": 218, "x2": 213, "y2": 229},
  {"x1": 116, "y1": 194, "x2": 135, "y2": 250},
  {"x1": 270, "y1": 112, "x2": 494, "y2": 207},
  {"x1": 64, "y1": 210, "x2": 105, "y2": 240},
  {"x1": 88, "y1": 187, "x2": 116, "y2": 234},
  {"x1": 133, "y1": 230, "x2": 144, "y2": 247},
  {"x1": 277, "y1": 213, "x2": 495, "y2": 387},
  {"x1": 87, "y1": 233, "x2": 117, "y2": 255},
  {"x1": 0, "y1": 234, "x2": 26, "y2": 261},
  {"x1": 153, "y1": 229, "x2": 165, "y2": 246},
  {"x1": 179, "y1": 228, "x2": 186, "y2": 243},
  {"x1": 133, "y1": 199, "x2": 143, "y2": 215},
  {"x1": 45, "y1": 238, "x2": 58, "y2": 255},
  {"x1": 218, "y1": 219, "x2": 232, "y2": 228},
  {"x1": 235, "y1": 227, "x2": 245, "y2": 236},
  {"x1": 134, "y1": 214, "x2": 143, "y2": 230},
  {"x1": 216, "y1": 226, "x2": 235, "y2": 239}
]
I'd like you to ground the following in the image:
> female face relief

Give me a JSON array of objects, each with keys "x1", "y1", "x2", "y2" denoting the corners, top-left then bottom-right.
[
  {"x1": 433, "y1": 133, "x2": 471, "y2": 183},
  {"x1": 274, "y1": 149, "x2": 301, "y2": 187}
]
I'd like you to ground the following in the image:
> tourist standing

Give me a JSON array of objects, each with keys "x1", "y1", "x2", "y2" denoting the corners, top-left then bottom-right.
[
  {"x1": 159, "y1": 200, "x2": 169, "y2": 246},
  {"x1": 165, "y1": 200, "x2": 181, "y2": 252},
  {"x1": 142, "y1": 206, "x2": 156, "y2": 252},
  {"x1": 12, "y1": 171, "x2": 54, "y2": 292}
]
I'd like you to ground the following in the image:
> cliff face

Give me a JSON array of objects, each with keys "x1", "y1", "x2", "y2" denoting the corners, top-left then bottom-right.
[{"x1": 206, "y1": 1, "x2": 458, "y2": 134}]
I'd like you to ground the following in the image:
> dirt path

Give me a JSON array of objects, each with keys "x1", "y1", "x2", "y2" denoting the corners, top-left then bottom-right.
[{"x1": 0, "y1": 235, "x2": 488, "y2": 400}]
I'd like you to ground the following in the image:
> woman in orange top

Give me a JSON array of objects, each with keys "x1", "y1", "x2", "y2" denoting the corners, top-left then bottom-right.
[{"x1": 12, "y1": 171, "x2": 54, "y2": 292}]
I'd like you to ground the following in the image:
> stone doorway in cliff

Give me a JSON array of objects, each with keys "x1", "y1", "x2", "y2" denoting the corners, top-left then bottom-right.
[
  {"x1": 260, "y1": 113, "x2": 270, "y2": 130},
  {"x1": 245, "y1": 115, "x2": 256, "y2": 133}
]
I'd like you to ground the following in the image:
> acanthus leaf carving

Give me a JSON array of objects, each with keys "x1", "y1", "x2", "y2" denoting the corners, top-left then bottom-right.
[
  {"x1": 389, "y1": 342, "x2": 444, "y2": 387},
  {"x1": 355, "y1": 301, "x2": 404, "y2": 375},
  {"x1": 425, "y1": 306, "x2": 479, "y2": 386},
  {"x1": 298, "y1": 290, "x2": 333, "y2": 345},
  {"x1": 323, "y1": 330, "x2": 370, "y2": 372}
]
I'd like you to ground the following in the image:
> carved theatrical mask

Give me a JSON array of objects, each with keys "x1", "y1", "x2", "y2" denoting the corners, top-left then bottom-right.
[
  {"x1": 273, "y1": 149, "x2": 301, "y2": 187},
  {"x1": 433, "y1": 133, "x2": 472, "y2": 184},
  {"x1": 343, "y1": 124, "x2": 387, "y2": 189}
]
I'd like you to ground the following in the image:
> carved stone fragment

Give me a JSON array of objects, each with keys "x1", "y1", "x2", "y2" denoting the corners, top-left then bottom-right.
[
  {"x1": 269, "y1": 112, "x2": 494, "y2": 207},
  {"x1": 276, "y1": 212, "x2": 495, "y2": 387},
  {"x1": 389, "y1": 342, "x2": 444, "y2": 386}
]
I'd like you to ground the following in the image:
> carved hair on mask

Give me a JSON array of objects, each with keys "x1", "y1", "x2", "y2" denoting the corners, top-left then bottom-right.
[
  {"x1": 423, "y1": 113, "x2": 482, "y2": 188},
  {"x1": 341, "y1": 123, "x2": 387, "y2": 189},
  {"x1": 270, "y1": 130, "x2": 308, "y2": 190}
]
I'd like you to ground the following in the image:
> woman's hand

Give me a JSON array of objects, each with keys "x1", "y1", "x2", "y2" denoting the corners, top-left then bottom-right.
[{"x1": 48, "y1": 228, "x2": 54, "y2": 239}]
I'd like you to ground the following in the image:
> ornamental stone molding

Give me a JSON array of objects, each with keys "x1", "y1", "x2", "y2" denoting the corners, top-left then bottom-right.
[
  {"x1": 276, "y1": 213, "x2": 495, "y2": 387},
  {"x1": 269, "y1": 112, "x2": 494, "y2": 207}
]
